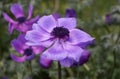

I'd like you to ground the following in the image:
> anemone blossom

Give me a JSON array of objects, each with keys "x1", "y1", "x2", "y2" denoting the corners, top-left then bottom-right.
[
  {"x1": 11, "y1": 34, "x2": 44, "y2": 62},
  {"x1": 3, "y1": 3, "x2": 39, "y2": 34},
  {"x1": 25, "y1": 15, "x2": 94, "y2": 67}
]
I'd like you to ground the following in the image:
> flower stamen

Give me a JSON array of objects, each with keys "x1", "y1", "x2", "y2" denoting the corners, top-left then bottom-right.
[
  {"x1": 51, "y1": 27, "x2": 69, "y2": 39},
  {"x1": 24, "y1": 48, "x2": 33, "y2": 56},
  {"x1": 17, "y1": 17, "x2": 26, "y2": 23}
]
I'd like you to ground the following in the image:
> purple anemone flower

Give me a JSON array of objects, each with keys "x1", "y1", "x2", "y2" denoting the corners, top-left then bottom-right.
[
  {"x1": 3, "y1": 3, "x2": 39, "y2": 34},
  {"x1": 66, "y1": 9, "x2": 76, "y2": 17},
  {"x1": 25, "y1": 15, "x2": 94, "y2": 67},
  {"x1": 105, "y1": 14, "x2": 112, "y2": 24},
  {"x1": 11, "y1": 34, "x2": 44, "y2": 63}
]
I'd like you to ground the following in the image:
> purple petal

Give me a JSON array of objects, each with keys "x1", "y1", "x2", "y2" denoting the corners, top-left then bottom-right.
[
  {"x1": 60, "y1": 58, "x2": 75, "y2": 67},
  {"x1": 37, "y1": 15, "x2": 57, "y2": 33},
  {"x1": 25, "y1": 30, "x2": 40, "y2": 42},
  {"x1": 26, "y1": 53, "x2": 35, "y2": 60},
  {"x1": 66, "y1": 9, "x2": 76, "y2": 17},
  {"x1": 21, "y1": 23, "x2": 32, "y2": 32},
  {"x1": 52, "y1": 13, "x2": 61, "y2": 20},
  {"x1": 25, "y1": 30, "x2": 49, "y2": 42},
  {"x1": 8, "y1": 23, "x2": 17, "y2": 34},
  {"x1": 27, "y1": 4, "x2": 33, "y2": 19},
  {"x1": 10, "y1": 3, "x2": 24, "y2": 18},
  {"x1": 32, "y1": 23, "x2": 40, "y2": 30},
  {"x1": 32, "y1": 46, "x2": 45, "y2": 54},
  {"x1": 39, "y1": 38, "x2": 54, "y2": 47},
  {"x1": 25, "y1": 30, "x2": 53, "y2": 47},
  {"x1": 39, "y1": 55, "x2": 52, "y2": 68},
  {"x1": 63, "y1": 43, "x2": 83, "y2": 62},
  {"x1": 17, "y1": 34, "x2": 26, "y2": 44},
  {"x1": 11, "y1": 54, "x2": 26, "y2": 63},
  {"x1": 58, "y1": 18, "x2": 76, "y2": 30},
  {"x1": 42, "y1": 40, "x2": 68, "y2": 60},
  {"x1": 26, "y1": 15, "x2": 40, "y2": 24},
  {"x1": 16, "y1": 23, "x2": 32, "y2": 33},
  {"x1": 17, "y1": 34, "x2": 29, "y2": 49},
  {"x1": 2, "y1": 12, "x2": 17, "y2": 23},
  {"x1": 11, "y1": 39, "x2": 24, "y2": 54},
  {"x1": 32, "y1": 23, "x2": 49, "y2": 35},
  {"x1": 79, "y1": 50, "x2": 90, "y2": 65},
  {"x1": 26, "y1": 38, "x2": 54, "y2": 48},
  {"x1": 16, "y1": 34, "x2": 29, "y2": 49},
  {"x1": 69, "y1": 29, "x2": 94, "y2": 46}
]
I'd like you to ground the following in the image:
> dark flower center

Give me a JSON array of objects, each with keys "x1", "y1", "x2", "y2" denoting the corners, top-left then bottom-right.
[
  {"x1": 51, "y1": 27, "x2": 69, "y2": 38},
  {"x1": 17, "y1": 17, "x2": 26, "y2": 23},
  {"x1": 24, "y1": 48, "x2": 33, "y2": 56}
]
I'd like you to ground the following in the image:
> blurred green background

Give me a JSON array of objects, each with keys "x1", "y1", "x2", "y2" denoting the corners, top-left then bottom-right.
[{"x1": 0, "y1": 0, "x2": 120, "y2": 79}]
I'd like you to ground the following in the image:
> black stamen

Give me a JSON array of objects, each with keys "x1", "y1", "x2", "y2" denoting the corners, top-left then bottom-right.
[
  {"x1": 17, "y1": 17, "x2": 26, "y2": 23},
  {"x1": 51, "y1": 27, "x2": 69, "y2": 38},
  {"x1": 24, "y1": 48, "x2": 33, "y2": 56}
]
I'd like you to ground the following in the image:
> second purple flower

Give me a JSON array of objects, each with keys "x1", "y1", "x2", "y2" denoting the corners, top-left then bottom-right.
[{"x1": 3, "y1": 3, "x2": 39, "y2": 34}]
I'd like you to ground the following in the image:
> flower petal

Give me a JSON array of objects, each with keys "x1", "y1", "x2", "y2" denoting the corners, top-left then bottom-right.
[
  {"x1": 32, "y1": 23, "x2": 49, "y2": 35},
  {"x1": 8, "y1": 23, "x2": 17, "y2": 34},
  {"x1": 16, "y1": 23, "x2": 32, "y2": 33},
  {"x1": 79, "y1": 50, "x2": 90, "y2": 65},
  {"x1": 11, "y1": 39, "x2": 24, "y2": 54},
  {"x1": 11, "y1": 54, "x2": 26, "y2": 63},
  {"x1": 52, "y1": 13, "x2": 61, "y2": 20},
  {"x1": 58, "y1": 18, "x2": 76, "y2": 30},
  {"x1": 10, "y1": 4, "x2": 24, "y2": 18},
  {"x1": 26, "y1": 53, "x2": 35, "y2": 60},
  {"x1": 17, "y1": 34, "x2": 26, "y2": 44},
  {"x1": 69, "y1": 29, "x2": 94, "y2": 46},
  {"x1": 27, "y1": 4, "x2": 33, "y2": 19},
  {"x1": 60, "y1": 58, "x2": 75, "y2": 67},
  {"x1": 25, "y1": 30, "x2": 50, "y2": 42},
  {"x1": 42, "y1": 40, "x2": 68, "y2": 60},
  {"x1": 26, "y1": 38, "x2": 54, "y2": 48},
  {"x1": 2, "y1": 12, "x2": 17, "y2": 23},
  {"x1": 32, "y1": 46, "x2": 44, "y2": 54},
  {"x1": 39, "y1": 55, "x2": 52, "y2": 68},
  {"x1": 63, "y1": 43, "x2": 83, "y2": 62},
  {"x1": 26, "y1": 15, "x2": 40, "y2": 24},
  {"x1": 21, "y1": 23, "x2": 32, "y2": 32},
  {"x1": 17, "y1": 34, "x2": 29, "y2": 49},
  {"x1": 25, "y1": 30, "x2": 53, "y2": 47},
  {"x1": 37, "y1": 15, "x2": 56, "y2": 33}
]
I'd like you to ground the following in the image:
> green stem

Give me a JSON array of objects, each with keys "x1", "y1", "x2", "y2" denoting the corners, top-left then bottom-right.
[
  {"x1": 112, "y1": 50, "x2": 116, "y2": 79},
  {"x1": 77, "y1": 64, "x2": 79, "y2": 79},
  {"x1": 66, "y1": 68, "x2": 74, "y2": 77},
  {"x1": 58, "y1": 62, "x2": 62, "y2": 79},
  {"x1": 113, "y1": 51, "x2": 116, "y2": 68},
  {"x1": 29, "y1": 61, "x2": 33, "y2": 79}
]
